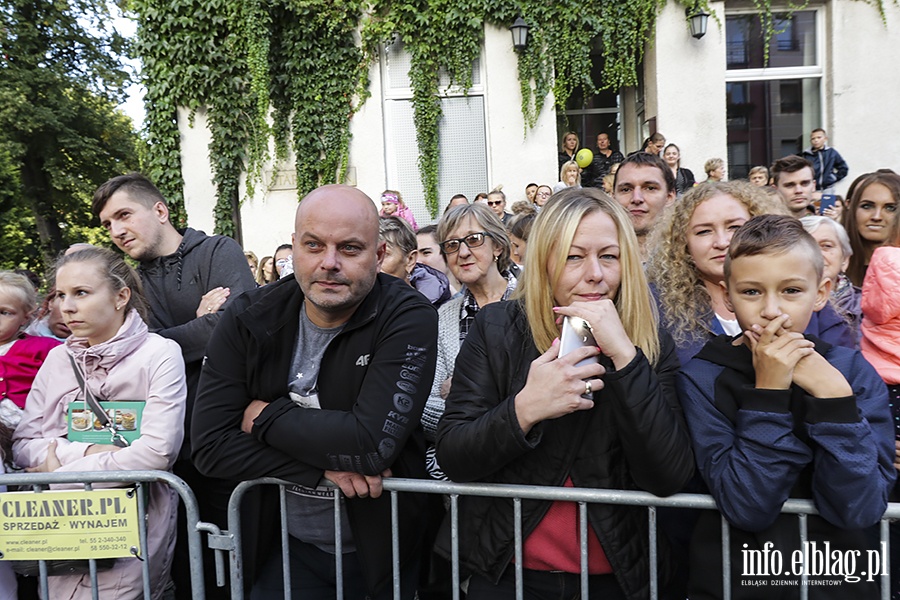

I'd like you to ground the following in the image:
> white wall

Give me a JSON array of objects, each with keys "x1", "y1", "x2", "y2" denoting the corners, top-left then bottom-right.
[
  {"x1": 482, "y1": 24, "x2": 558, "y2": 204},
  {"x1": 179, "y1": 108, "x2": 217, "y2": 236},
  {"x1": 347, "y1": 59, "x2": 389, "y2": 204},
  {"x1": 828, "y1": 0, "x2": 900, "y2": 196},
  {"x1": 179, "y1": 24, "x2": 559, "y2": 251},
  {"x1": 645, "y1": 1, "x2": 728, "y2": 178}
]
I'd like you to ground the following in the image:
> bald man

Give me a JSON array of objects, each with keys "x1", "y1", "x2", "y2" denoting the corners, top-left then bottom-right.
[{"x1": 192, "y1": 185, "x2": 437, "y2": 599}]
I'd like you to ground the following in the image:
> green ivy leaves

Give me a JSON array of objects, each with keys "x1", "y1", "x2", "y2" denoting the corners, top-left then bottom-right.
[{"x1": 132, "y1": 0, "x2": 725, "y2": 225}]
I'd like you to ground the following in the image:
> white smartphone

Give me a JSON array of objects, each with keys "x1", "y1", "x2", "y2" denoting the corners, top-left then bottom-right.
[{"x1": 559, "y1": 316, "x2": 598, "y2": 367}]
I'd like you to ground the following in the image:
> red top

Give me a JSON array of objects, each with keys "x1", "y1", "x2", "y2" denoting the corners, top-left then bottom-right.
[
  {"x1": 0, "y1": 335, "x2": 61, "y2": 408},
  {"x1": 521, "y1": 477, "x2": 613, "y2": 574}
]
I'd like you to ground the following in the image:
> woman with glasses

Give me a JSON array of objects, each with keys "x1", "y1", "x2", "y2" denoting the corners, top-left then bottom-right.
[
  {"x1": 533, "y1": 185, "x2": 552, "y2": 209},
  {"x1": 420, "y1": 203, "x2": 517, "y2": 478},
  {"x1": 434, "y1": 188, "x2": 693, "y2": 598}
]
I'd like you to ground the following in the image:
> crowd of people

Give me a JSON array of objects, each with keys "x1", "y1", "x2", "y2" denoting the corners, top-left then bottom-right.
[{"x1": 1, "y1": 125, "x2": 897, "y2": 600}]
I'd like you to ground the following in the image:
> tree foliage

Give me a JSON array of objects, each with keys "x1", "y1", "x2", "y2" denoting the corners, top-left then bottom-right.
[{"x1": 0, "y1": 0, "x2": 141, "y2": 274}]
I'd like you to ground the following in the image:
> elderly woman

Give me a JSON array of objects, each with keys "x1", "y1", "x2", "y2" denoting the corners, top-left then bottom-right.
[
  {"x1": 435, "y1": 188, "x2": 693, "y2": 599},
  {"x1": 647, "y1": 181, "x2": 855, "y2": 366},
  {"x1": 420, "y1": 204, "x2": 517, "y2": 475},
  {"x1": 702, "y1": 158, "x2": 725, "y2": 183},
  {"x1": 801, "y1": 215, "x2": 862, "y2": 336}
]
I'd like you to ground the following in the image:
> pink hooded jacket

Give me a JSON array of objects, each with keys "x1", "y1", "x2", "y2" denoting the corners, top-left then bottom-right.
[
  {"x1": 861, "y1": 246, "x2": 900, "y2": 384},
  {"x1": 12, "y1": 310, "x2": 186, "y2": 600}
]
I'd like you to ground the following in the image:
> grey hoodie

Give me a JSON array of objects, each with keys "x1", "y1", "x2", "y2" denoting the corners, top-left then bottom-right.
[{"x1": 139, "y1": 227, "x2": 255, "y2": 454}]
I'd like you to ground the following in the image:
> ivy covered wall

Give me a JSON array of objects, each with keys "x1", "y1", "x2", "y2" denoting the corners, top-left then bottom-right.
[{"x1": 131, "y1": 0, "x2": 711, "y2": 230}]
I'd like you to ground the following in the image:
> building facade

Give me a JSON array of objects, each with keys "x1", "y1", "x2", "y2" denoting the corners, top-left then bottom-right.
[{"x1": 178, "y1": 0, "x2": 900, "y2": 256}]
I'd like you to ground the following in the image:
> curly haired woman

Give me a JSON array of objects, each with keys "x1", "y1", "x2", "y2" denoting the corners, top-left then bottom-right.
[{"x1": 647, "y1": 180, "x2": 854, "y2": 365}]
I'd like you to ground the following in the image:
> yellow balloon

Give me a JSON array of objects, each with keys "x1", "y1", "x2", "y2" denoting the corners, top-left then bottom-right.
[{"x1": 575, "y1": 148, "x2": 593, "y2": 168}]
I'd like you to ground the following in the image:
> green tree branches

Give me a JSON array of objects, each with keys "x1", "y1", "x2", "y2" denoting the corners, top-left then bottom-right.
[{"x1": 0, "y1": 0, "x2": 140, "y2": 271}]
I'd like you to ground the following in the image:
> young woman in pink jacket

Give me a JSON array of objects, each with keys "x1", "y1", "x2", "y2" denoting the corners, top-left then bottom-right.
[{"x1": 12, "y1": 247, "x2": 186, "y2": 600}]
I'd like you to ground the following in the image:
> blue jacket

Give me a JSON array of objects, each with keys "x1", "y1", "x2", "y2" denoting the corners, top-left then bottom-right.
[
  {"x1": 677, "y1": 334, "x2": 895, "y2": 598},
  {"x1": 666, "y1": 301, "x2": 856, "y2": 367},
  {"x1": 801, "y1": 146, "x2": 849, "y2": 190}
]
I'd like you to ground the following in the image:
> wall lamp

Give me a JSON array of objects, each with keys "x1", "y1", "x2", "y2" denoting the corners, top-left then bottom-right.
[
  {"x1": 510, "y1": 17, "x2": 530, "y2": 51},
  {"x1": 686, "y1": 5, "x2": 710, "y2": 39}
]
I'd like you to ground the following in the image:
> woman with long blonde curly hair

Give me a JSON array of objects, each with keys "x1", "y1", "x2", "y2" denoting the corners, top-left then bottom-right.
[{"x1": 647, "y1": 180, "x2": 855, "y2": 364}]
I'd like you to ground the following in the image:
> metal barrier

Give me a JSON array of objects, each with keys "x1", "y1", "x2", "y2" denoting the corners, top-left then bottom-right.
[
  {"x1": 0, "y1": 470, "x2": 212, "y2": 600},
  {"x1": 218, "y1": 477, "x2": 900, "y2": 600}
]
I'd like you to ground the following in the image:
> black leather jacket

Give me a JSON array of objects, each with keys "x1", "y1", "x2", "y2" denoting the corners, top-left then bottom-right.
[{"x1": 435, "y1": 300, "x2": 694, "y2": 599}]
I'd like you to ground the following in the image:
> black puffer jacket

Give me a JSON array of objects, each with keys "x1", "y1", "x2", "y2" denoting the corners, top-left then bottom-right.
[{"x1": 435, "y1": 300, "x2": 694, "y2": 600}]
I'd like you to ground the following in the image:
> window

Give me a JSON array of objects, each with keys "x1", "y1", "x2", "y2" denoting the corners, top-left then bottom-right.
[
  {"x1": 381, "y1": 39, "x2": 488, "y2": 224},
  {"x1": 725, "y1": 9, "x2": 822, "y2": 179},
  {"x1": 556, "y1": 37, "x2": 623, "y2": 156}
]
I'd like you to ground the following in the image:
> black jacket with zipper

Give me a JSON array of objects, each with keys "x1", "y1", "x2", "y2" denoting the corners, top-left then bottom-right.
[
  {"x1": 192, "y1": 273, "x2": 438, "y2": 595},
  {"x1": 435, "y1": 299, "x2": 694, "y2": 599}
]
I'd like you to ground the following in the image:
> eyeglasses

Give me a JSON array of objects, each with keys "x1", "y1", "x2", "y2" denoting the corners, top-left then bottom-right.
[
  {"x1": 440, "y1": 232, "x2": 489, "y2": 254},
  {"x1": 536, "y1": 191, "x2": 551, "y2": 198},
  {"x1": 486, "y1": 200, "x2": 503, "y2": 207}
]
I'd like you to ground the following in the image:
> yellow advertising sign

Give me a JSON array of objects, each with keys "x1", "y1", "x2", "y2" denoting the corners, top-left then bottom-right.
[{"x1": 0, "y1": 488, "x2": 141, "y2": 560}]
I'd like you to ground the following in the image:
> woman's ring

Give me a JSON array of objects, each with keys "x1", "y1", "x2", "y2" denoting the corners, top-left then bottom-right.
[{"x1": 584, "y1": 381, "x2": 592, "y2": 396}]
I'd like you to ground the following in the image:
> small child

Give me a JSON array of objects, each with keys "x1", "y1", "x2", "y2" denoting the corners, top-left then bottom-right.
[
  {"x1": 677, "y1": 215, "x2": 895, "y2": 598},
  {"x1": 379, "y1": 190, "x2": 418, "y2": 231},
  {"x1": 0, "y1": 272, "x2": 61, "y2": 428}
]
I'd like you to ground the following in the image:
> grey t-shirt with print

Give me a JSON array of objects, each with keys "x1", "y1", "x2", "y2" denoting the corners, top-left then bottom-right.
[{"x1": 284, "y1": 302, "x2": 355, "y2": 554}]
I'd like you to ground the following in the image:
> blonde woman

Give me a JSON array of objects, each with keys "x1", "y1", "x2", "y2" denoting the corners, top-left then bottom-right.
[
  {"x1": 647, "y1": 181, "x2": 853, "y2": 365},
  {"x1": 703, "y1": 158, "x2": 725, "y2": 182},
  {"x1": 13, "y1": 248, "x2": 185, "y2": 600},
  {"x1": 435, "y1": 187, "x2": 693, "y2": 599},
  {"x1": 552, "y1": 160, "x2": 582, "y2": 193},
  {"x1": 558, "y1": 131, "x2": 579, "y2": 171}
]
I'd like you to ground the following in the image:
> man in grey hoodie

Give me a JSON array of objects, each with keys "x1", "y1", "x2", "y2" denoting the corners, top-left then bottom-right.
[{"x1": 93, "y1": 172, "x2": 256, "y2": 599}]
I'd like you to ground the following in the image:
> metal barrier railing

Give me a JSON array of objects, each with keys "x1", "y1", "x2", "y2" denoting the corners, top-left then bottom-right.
[
  {"x1": 220, "y1": 477, "x2": 900, "y2": 600},
  {"x1": 0, "y1": 470, "x2": 213, "y2": 600}
]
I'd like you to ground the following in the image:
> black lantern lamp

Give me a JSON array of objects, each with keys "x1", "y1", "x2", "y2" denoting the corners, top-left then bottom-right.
[
  {"x1": 686, "y1": 5, "x2": 710, "y2": 39},
  {"x1": 510, "y1": 17, "x2": 530, "y2": 51}
]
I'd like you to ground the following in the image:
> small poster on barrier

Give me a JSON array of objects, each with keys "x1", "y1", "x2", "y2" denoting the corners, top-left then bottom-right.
[
  {"x1": 0, "y1": 488, "x2": 141, "y2": 560},
  {"x1": 67, "y1": 400, "x2": 145, "y2": 445}
]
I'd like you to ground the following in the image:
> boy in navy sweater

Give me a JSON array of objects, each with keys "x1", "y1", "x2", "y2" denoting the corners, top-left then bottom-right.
[{"x1": 677, "y1": 214, "x2": 895, "y2": 599}]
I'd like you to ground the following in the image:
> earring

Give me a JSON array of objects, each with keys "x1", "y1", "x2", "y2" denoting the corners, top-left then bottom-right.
[{"x1": 116, "y1": 305, "x2": 122, "y2": 311}]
